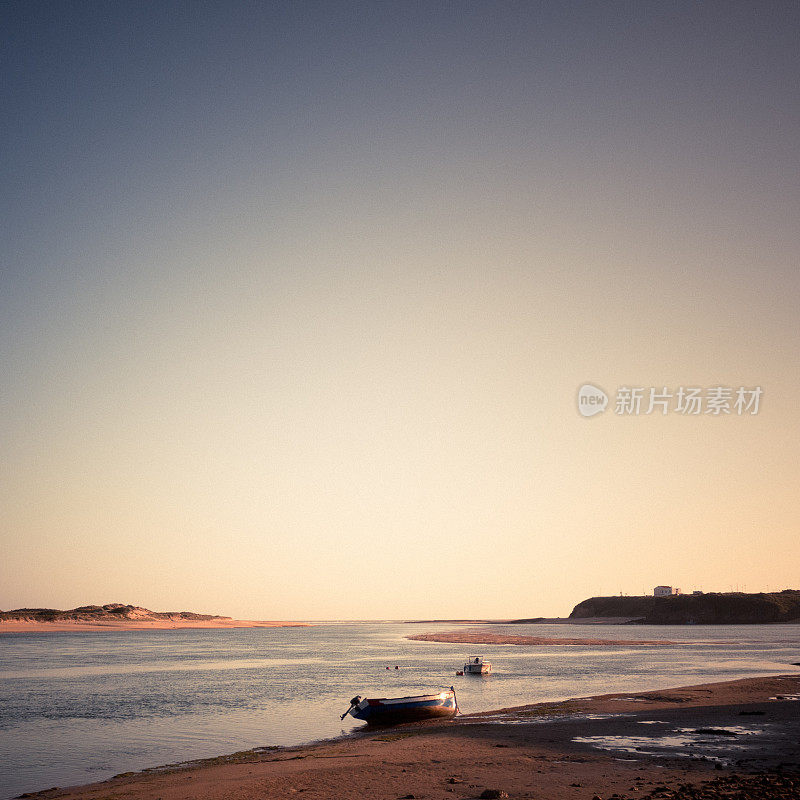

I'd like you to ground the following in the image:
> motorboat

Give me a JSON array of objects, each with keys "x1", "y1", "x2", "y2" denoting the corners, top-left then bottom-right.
[{"x1": 463, "y1": 656, "x2": 491, "y2": 675}]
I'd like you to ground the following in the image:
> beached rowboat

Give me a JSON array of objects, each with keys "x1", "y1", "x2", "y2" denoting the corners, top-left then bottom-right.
[{"x1": 341, "y1": 687, "x2": 458, "y2": 725}]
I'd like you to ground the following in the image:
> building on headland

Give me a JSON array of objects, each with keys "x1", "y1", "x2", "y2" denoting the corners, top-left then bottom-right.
[{"x1": 654, "y1": 585, "x2": 681, "y2": 597}]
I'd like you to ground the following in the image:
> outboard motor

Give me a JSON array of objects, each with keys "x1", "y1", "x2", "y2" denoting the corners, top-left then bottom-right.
[{"x1": 341, "y1": 695, "x2": 362, "y2": 720}]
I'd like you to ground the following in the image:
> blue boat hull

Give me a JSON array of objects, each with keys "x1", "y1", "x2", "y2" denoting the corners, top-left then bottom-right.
[{"x1": 349, "y1": 691, "x2": 458, "y2": 725}]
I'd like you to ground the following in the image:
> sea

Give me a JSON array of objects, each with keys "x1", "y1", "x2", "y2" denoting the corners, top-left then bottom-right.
[{"x1": 1, "y1": 622, "x2": 799, "y2": 799}]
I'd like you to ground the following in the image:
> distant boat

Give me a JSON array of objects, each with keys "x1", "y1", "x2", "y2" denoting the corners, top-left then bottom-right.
[
  {"x1": 463, "y1": 656, "x2": 492, "y2": 675},
  {"x1": 341, "y1": 688, "x2": 458, "y2": 725}
]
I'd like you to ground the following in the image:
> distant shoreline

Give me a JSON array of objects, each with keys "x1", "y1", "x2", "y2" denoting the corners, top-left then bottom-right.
[
  {"x1": 404, "y1": 616, "x2": 640, "y2": 625},
  {"x1": 0, "y1": 603, "x2": 309, "y2": 632},
  {"x1": 0, "y1": 619, "x2": 309, "y2": 633}
]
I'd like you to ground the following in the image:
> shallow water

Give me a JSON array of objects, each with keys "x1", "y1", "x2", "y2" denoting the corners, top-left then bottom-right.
[
  {"x1": 1, "y1": 622, "x2": 798, "y2": 798},
  {"x1": 573, "y1": 723, "x2": 769, "y2": 764}
]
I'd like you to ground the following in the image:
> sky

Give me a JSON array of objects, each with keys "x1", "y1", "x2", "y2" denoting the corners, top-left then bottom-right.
[{"x1": 1, "y1": 1, "x2": 798, "y2": 620}]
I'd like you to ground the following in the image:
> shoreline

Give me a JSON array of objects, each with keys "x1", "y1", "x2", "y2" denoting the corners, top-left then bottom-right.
[
  {"x1": 0, "y1": 619, "x2": 309, "y2": 632},
  {"x1": 18, "y1": 674, "x2": 800, "y2": 800},
  {"x1": 404, "y1": 616, "x2": 643, "y2": 625}
]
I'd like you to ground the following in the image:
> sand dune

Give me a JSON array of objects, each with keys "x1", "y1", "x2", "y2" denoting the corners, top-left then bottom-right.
[{"x1": 0, "y1": 603, "x2": 308, "y2": 632}]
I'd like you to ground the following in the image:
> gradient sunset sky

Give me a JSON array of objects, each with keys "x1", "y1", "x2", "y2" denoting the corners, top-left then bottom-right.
[{"x1": 2, "y1": 2, "x2": 798, "y2": 620}]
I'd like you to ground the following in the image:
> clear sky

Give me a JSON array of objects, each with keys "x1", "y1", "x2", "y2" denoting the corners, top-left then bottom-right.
[{"x1": 1, "y1": 1, "x2": 798, "y2": 620}]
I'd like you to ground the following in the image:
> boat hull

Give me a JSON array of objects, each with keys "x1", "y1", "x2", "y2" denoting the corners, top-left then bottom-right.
[
  {"x1": 349, "y1": 691, "x2": 457, "y2": 725},
  {"x1": 463, "y1": 657, "x2": 492, "y2": 675}
]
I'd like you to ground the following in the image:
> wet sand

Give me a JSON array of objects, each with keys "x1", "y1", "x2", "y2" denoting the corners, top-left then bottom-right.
[
  {"x1": 0, "y1": 619, "x2": 308, "y2": 632},
  {"x1": 407, "y1": 630, "x2": 678, "y2": 646},
  {"x1": 18, "y1": 675, "x2": 800, "y2": 800}
]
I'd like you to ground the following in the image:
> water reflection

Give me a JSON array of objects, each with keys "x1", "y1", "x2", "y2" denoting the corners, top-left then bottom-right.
[{"x1": 1, "y1": 622, "x2": 798, "y2": 799}]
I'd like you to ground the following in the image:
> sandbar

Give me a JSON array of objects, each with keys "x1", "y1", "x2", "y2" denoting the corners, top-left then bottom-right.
[
  {"x1": 407, "y1": 629, "x2": 678, "y2": 646},
  {"x1": 0, "y1": 619, "x2": 308, "y2": 633}
]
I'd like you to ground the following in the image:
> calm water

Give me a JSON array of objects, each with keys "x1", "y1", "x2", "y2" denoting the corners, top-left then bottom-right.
[{"x1": 1, "y1": 623, "x2": 799, "y2": 798}]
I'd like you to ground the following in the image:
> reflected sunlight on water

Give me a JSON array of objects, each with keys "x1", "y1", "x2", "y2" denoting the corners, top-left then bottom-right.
[{"x1": 1, "y1": 623, "x2": 799, "y2": 798}]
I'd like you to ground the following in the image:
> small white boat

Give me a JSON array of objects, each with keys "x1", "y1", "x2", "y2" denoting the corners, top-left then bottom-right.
[{"x1": 463, "y1": 656, "x2": 491, "y2": 675}]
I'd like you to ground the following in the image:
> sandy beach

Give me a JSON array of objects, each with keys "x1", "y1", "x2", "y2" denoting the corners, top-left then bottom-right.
[
  {"x1": 18, "y1": 675, "x2": 800, "y2": 800},
  {"x1": 0, "y1": 619, "x2": 308, "y2": 633},
  {"x1": 407, "y1": 630, "x2": 678, "y2": 646}
]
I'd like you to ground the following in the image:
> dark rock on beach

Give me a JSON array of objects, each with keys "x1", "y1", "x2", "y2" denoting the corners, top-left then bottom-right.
[{"x1": 615, "y1": 772, "x2": 800, "y2": 799}]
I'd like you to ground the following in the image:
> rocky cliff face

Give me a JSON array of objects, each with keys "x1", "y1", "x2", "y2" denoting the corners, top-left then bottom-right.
[{"x1": 569, "y1": 590, "x2": 800, "y2": 624}]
